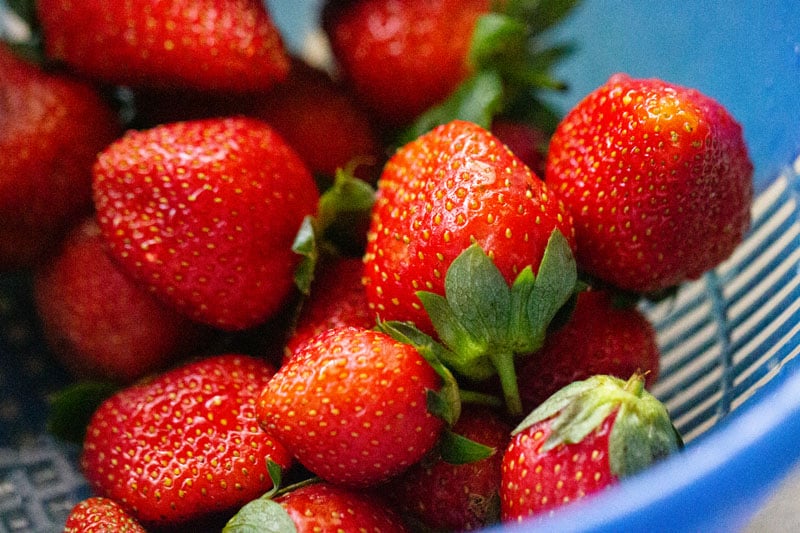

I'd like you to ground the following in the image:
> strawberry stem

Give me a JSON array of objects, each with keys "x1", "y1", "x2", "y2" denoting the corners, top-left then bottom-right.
[
  {"x1": 623, "y1": 372, "x2": 646, "y2": 397},
  {"x1": 490, "y1": 350, "x2": 522, "y2": 416}
]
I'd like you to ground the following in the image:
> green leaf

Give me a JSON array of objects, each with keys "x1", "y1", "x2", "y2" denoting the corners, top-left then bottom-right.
[
  {"x1": 291, "y1": 215, "x2": 318, "y2": 296},
  {"x1": 439, "y1": 428, "x2": 496, "y2": 465},
  {"x1": 443, "y1": 243, "x2": 512, "y2": 346},
  {"x1": 47, "y1": 381, "x2": 119, "y2": 445},
  {"x1": 223, "y1": 497, "x2": 297, "y2": 533},
  {"x1": 416, "y1": 291, "x2": 492, "y2": 378},
  {"x1": 401, "y1": 69, "x2": 505, "y2": 143},
  {"x1": 377, "y1": 320, "x2": 462, "y2": 425},
  {"x1": 316, "y1": 167, "x2": 376, "y2": 232},
  {"x1": 525, "y1": 229, "x2": 578, "y2": 350},
  {"x1": 502, "y1": 0, "x2": 582, "y2": 35},
  {"x1": 469, "y1": 13, "x2": 528, "y2": 68}
]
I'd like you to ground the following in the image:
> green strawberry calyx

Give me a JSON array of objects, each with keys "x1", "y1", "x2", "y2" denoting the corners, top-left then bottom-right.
[
  {"x1": 382, "y1": 229, "x2": 580, "y2": 417},
  {"x1": 514, "y1": 373, "x2": 684, "y2": 478}
]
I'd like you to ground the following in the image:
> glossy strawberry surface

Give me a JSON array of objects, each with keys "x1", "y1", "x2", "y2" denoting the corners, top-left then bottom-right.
[
  {"x1": 546, "y1": 74, "x2": 753, "y2": 293},
  {"x1": 81, "y1": 354, "x2": 293, "y2": 527},
  {"x1": 92, "y1": 116, "x2": 319, "y2": 330},
  {"x1": 258, "y1": 326, "x2": 444, "y2": 488}
]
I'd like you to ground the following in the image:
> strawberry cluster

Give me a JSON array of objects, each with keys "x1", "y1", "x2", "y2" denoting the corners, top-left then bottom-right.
[{"x1": 1, "y1": 0, "x2": 752, "y2": 531}]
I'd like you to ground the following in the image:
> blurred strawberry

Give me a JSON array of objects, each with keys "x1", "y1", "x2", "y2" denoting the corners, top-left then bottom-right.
[
  {"x1": 36, "y1": 0, "x2": 290, "y2": 92},
  {"x1": 0, "y1": 45, "x2": 120, "y2": 270},
  {"x1": 283, "y1": 256, "x2": 376, "y2": 360},
  {"x1": 226, "y1": 481, "x2": 410, "y2": 532},
  {"x1": 322, "y1": 0, "x2": 491, "y2": 126},
  {"x1": 130, "y1": 58, "x2": 385, "y2": 184},
  {"x1": 33, "y1": 217, "x2": 206, "y2": 383}
]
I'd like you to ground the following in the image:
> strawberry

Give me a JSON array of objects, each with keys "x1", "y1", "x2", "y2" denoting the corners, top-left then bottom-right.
[
  {"x1": 36, "y1": 0, "x2": 290, "y2": 92},
  {"x1": 322, "y1": 0, "x2": 492, "y2": 126},
  {"x1": 491, "y1": 119, "x2": 549, "y2": 178},
  {"x1": 545, "y1": 73, "x2": 753, "y2": 294},
  {"x1": 284, "y1": 256, "x2": 376, "y2": 360},
  {"x1": 363, "y1": 119, "x2": 578, "y2": 415},
  {"x1": 500, "y1": 374, "x2": 682, "y2": 523},
  {"x1": 225, "y1": 481, "x2": 410, "y2": 532},
  {"x1": 64, "y1": 497, "x2": 147, "y2": 533},
  {"x1": 130, "y1": 58, "x2": 384, "y2": 184},
  {"x1": 252, "y1": 59, "x2": 385, "y2": 184},
  {"x1": 387, "y1": 406, "x2": 511, "y2": 531},
  {"x1": 33, "y1": 217, "x2": 207, "y2": 383},
  {"x1": 517, "y1": 289, "x2": 660, "y2": 412},
  {"x1": 92, "y1": 116, "x2": 319, "y2": 331},
  {"x1": 80, "y1": 353, "x2": 293, "y2": 528},
  {"x1": 257, "y1": 325, "x2": 446, "y2": 488},
  {"x1": 364, "y1": 119, "x2": 574, "y2": 332},
  {"x1": 0, "y1": 45, "x2": 120, "y2": 270}
]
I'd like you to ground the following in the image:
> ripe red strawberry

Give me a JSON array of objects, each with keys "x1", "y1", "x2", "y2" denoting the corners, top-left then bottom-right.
[
  {"x1": 500, "y1": 374, "x2": 682, "y2": 523},
  {"x1": 322, "y1": 0, "x2": 492, "y2": 126},
  {"x1": 92, "y1": 116, "x2": 319, "y2": 331},
  {"x1": 364, "y1": 119, "x2": 575, "y2": 333},
  {"x1": 225, "y1": 481, "x2": 410, "y2": 532},
  {"x1": 0, "y1": 45, "x2": 120, "y2": 270},
  {"x1": 363, "y1": 119, "x2": 577, "y2": 415},
  {"x1": 257, "y1": 325, "x2": 445, "y2": 488},
  {"x1": 387, "y1": 406, "x2": 511, "y2": 531},
  {"x1": 81, "y1": 354, "x2": 293, "y2": 528},
  {"x1": 284, "y1": 256, "x2": 376, "y2": 360},
  {"x1": 546, "y1": 73, "x2": 753, "y2": 294},
  {"x1": 36, "y1": 0, "x2": 290, "y2": 92},
  {"x1": 64, "y1": 497, "x2": 146, "y2": 533},
  {"x1": 517, "y1": 289, "x2": 660, "y2": 413},
  {"x1": 33, "y1": 217, "x2": 207, "y2": 383}
]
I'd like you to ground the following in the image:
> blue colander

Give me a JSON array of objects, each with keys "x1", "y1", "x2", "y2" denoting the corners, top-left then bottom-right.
[{"x1": 2, "y1": 1, "x2": 800, "y2": 531}]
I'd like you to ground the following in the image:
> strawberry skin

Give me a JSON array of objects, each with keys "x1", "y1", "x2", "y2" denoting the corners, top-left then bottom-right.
[
  {"x1": 92, "y1": 117, "x2": 319, "y2": 330},
  {"x1": 501, "y1": 409, "x2": 618, "y2": 522},
  {"x1": 33, "y1": 217, "x2": 206, "y2": 383},
  {"x1": 36, "y1": 0, "x2": 289, "y2": 92},
  {"x1": 284, "y1": 256, "x2": 376, "y2": 360},
  {"x1": 275, "y1": 482, "x2": 410, "y2": 532},
  {"x1": 363, "y1": 119, "x2": 575, "y2": 334},
  {"x1": 257, "y1": 325, "x2": 444, "y2": 487},
  {"x1": 81, "y1": 354, "x2": 293, "y2": 528},
  {"x1": 517, "y1": 289, "x2": 660, "y2": 412},
  {"x1": 0, "y1": 45, "x2": 120, "y2": 270},
  {"x1": 322, "y1": 0, "x2": 492, "y2": 125},
  {"x1": 64, "y1": 497, "x2": 147, "y2": 533},
  {"x1": 388, "y1": 406, "x2": 511, "y2": 531},
  {"x1": 546, "y1": 73, "x2": 753, "y2": 293}
]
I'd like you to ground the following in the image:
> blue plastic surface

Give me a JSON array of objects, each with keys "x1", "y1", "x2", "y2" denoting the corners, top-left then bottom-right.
[{"x1": 2, "y1": 1, "x2": 800, "y2": 532}]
